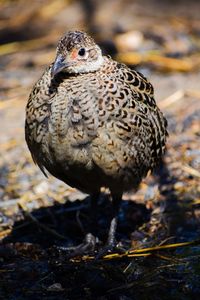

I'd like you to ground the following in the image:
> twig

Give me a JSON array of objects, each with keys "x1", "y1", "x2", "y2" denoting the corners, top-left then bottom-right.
[
  {"x1": 77, "y1": 239, "x2": 200, "y2": 262},
  {"x1": 18, "y1": 202, "x2": 67, "y2": 240},
  {"x1": 159, "y1": 90, "x2": 184, "y2": 109},
  {"x1": 0, "y1": 198, "x2": 21, "y2": 208},
  {"x1": 116, "y1": 52, "x2": 196, "y2": 72},
  {"x1": 181, "y1": 164, "x2": 200, "y2": 178},
  {"x1": 0, "y1": 229, "x2": 12, "y2": 239}
]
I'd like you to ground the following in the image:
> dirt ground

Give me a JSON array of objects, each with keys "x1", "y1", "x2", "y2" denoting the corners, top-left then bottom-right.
[{"x1": 0, "y1": 0, "x2": 200, "y2": 299}]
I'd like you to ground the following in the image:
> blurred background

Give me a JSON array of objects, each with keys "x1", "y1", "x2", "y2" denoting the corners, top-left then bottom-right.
[
  {"x1": 0, "y1": 0, "x2": 200, "y2": 299},
  {"x1": 1, "y1": 0, "x2": 200, "y2": 201}
]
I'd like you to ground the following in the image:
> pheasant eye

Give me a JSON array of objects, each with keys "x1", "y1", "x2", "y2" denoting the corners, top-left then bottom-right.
[{"x1": 78, "y1": 48, "x2": 86, "y2": 56}]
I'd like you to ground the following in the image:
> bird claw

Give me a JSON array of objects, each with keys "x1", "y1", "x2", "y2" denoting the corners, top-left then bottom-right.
[
  {"x1": 73, "y1": 233, "x2": 98, "y2": 255},
  {"x1": 52, "y1": 233, "x2": 99, "y2": 259},
  {"x1": 95, "y1": 241, "x2": 126, "y2": 260}
]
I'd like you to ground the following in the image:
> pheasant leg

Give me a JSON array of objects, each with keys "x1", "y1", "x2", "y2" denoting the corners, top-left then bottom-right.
[{"x1": 96, "y1": 193, "x2": 124, "y2": 258}]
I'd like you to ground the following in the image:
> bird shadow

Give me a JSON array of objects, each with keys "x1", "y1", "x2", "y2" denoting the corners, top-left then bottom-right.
[
  {"x1": 2, "y1": 193, "x2": 151, "y2": 249},
  {"x1": 154, "y1": 158, "x2": 192, "y2": 239}
]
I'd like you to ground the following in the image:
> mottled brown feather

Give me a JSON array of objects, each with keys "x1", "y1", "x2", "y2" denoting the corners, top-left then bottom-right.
[{"x1": 25, "y1": 31, "x2": 168, "y2": 196}]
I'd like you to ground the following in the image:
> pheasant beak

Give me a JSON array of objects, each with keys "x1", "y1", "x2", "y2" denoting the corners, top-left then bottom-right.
[{"x1": 51, "y1": 55, "x2": 73, "y2": 78}]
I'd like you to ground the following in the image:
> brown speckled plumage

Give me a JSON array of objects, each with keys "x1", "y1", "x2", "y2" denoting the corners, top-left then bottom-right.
[{"x1": 25, "y1": 31, "x2": 167, "y2": 253}]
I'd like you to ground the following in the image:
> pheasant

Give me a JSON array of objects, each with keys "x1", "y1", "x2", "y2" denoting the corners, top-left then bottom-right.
[{"x1": 25, "y1": 30, "x2": 167, "y2": 255}]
